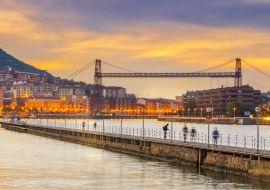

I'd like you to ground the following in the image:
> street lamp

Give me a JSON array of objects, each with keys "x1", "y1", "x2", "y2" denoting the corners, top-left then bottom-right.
[
  {"x1": 120, "y1": 99, "x2": 123, "y2": 136},
  {"x1": 233, "y1": 107, "x2": 236, "y2": 119},
  {"x1": 206, "y1": 107, "x2": 212, "y2": 147},
  {"x1": 182, "y1": 108, "x2": 185, "y2": 117},
  {"x1": 188, "y1": 108, "x2": 190, "y2": 118},
  {"x1": 255, "y1": 106, "x2": 261, "y2": 153},
  {"x1": 194, "y1": 108, "x2": 197, "y2": 117},
  {"x1": 141, "y1": 106, "x2": 145, "y2": 139},
  {"x1": 200, "y1": 108, "x2": 203, "y2": 118}
]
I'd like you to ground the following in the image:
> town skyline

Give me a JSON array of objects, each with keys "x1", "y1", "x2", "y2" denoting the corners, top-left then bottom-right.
[{"x1": 1, "y1": 0, "x2": 270, "y2": 98}]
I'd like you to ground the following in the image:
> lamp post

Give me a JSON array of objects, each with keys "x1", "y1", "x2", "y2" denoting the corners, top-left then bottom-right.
[
  {"x1": 233, "y1": 107, "x2": 236, "y2": 120},
  {"x1": 182, "y1": 108, "x2": 185, "y2": 117},
  {"x1": 200, "y1": 108, "x2": 203, "y2": 118},
  {"x1": 120, "y1": 99, "x2": 123, "y2": 136},
  {"x1": 142, "y1": 106, "x2": 145, "y2": 139},
  {"x1": 206, "y1": 107, "x2": 212, "y2": 147},
  {"x1": 255, "y1": 106, "x2": 261, "y2": 153},
  {"x1": 188, "y1": 108, "x2": 190, "y2": 118}
]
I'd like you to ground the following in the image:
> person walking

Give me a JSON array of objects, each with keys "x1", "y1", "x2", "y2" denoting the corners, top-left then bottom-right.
[
  {"x1": 183, "y1": 124, "x2": 188, "y2": 142},
  {"x1": 93, "y1": 122, "x2": 97, "y2": 130},
  {"x1": 82, "y1": 121, "x2": 86, "y2": 131},
  {"x1": 162, "y1": 123, "x2": 169, "y2": 139},
  {"x1": 190, "y1": 127, "x2": 197, "y2": 142},
  {"x1": 212, "y1": 127, "x2": 220, "y2": 146}
]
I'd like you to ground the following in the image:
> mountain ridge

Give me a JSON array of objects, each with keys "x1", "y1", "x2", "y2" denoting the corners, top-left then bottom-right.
[{"x1": 0, "y1": 48, "x2": 52, "y2": 77}]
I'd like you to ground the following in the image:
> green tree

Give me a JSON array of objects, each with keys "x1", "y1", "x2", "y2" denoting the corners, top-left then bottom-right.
[
  {"x1": 227, "y1": 101, "x2": 253, "y2": 117},
  {"x1": 185, "y1": 99, "x2": 196, "y2": 110}
]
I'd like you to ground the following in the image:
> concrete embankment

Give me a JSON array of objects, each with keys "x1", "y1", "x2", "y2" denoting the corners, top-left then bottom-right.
[{"x1": 1, "y1": 122, "x2": 270, "y2": 180}]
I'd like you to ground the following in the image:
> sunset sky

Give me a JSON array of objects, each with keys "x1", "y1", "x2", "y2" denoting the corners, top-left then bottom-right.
[{"x1": 0, "y1": 0, "x2": 270, "y2": 98}]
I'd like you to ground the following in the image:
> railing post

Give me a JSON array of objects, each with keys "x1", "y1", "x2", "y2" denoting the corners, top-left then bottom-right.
[
  {"x1": 228, "y1": 134, "x2": 230, "y2": 148},
  {"x1": 261, "y1": 137, "x2": 263, "y2": 150},
  {"x1": 220, "y1": 134, "x2": 222, "y2": 146},
  {"x1": 236, "y1": 134, "x2": 238, "y2": 150},
  {"x1": 244, "y1": 136, "x2": 246, "y2": 151},
  {"x1": 264, "y1": 139, "x2": 266, "y2": 153},
  {"x1": 252, "y1": 136, "x2": 254, "y2": 149}
]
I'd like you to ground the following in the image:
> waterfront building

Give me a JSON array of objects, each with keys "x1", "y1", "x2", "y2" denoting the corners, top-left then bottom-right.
[
  {"x1": 25, "y1": 98, "x2": 88, "y2": 114},
  {"x1": 195, "y1": 85, "x2": 261, "y2": 116},
  {"x1": 143, "y1": 98, "x2": 181, "y2": 115},
  {"x1": 104, "y1": 86, "x2": 126, "y2": 98},
  {"x1": 104, "y1": 94, "x2": 138, "y2": 115}
]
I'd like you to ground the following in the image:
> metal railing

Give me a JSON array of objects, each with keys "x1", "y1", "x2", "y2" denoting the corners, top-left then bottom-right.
[{"x1": 2, "y1": 118, "x2": 270, "y2": 154}]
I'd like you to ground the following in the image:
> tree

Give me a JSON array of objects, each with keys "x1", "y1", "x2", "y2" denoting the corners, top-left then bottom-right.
[
  {"x1": 185, "y1": 99, "x2": 196, "y2": 110},
  {"x1": 227, "y1": 101, "x2": 253, "y2": 117}
]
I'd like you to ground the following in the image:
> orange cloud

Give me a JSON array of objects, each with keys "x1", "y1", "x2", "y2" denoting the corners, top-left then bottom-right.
[{"x1": 0, "y1": 3, "x2": 269, "y2": 97}]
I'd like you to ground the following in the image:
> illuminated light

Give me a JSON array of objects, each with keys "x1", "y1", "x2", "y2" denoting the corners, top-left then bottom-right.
[{"x1": 264, "y1": 117, "x2": 270, "y2": 121}]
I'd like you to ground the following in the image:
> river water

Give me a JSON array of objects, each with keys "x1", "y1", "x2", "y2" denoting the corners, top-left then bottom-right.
[{"x1": 0, "y1": 125, "x2": 270, "y2": 190}]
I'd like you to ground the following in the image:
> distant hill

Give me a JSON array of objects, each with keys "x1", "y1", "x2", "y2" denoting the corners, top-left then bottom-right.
[{"x1": 0, "y1": 48, "x2": 52, "y2": 77}]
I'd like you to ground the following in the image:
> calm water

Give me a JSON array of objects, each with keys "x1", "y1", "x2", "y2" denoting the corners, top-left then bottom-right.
[{"x1": 0, "y1": 127, "x2": 270, "y2": 190}]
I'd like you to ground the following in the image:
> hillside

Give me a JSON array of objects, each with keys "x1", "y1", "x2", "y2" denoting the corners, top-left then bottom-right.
[{"x1": 0, "y1": 48, "x2": 52, "y2": 77}]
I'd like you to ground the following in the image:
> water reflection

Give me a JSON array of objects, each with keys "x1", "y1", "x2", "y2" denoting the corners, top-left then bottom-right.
[{"x1": 0, "y1": 128, "x2": 269, "y2": 190}]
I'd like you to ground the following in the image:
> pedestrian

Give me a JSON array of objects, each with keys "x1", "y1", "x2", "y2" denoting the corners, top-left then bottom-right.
[
  {"x1": 212, "y1": 127, "x2": 219, "y2": 146},
  {"x1": 162, "y1": 123, "x2": 169, "y2": 139},
  {"x1": 93, "y1": 122, "x2": 97, "y2": 129},
  {"x1": 190, "y1": 127, "x2": 196, "y2": 142},
  {"x1": 183, "y1": 124, "x2": 188, "y2": 142},
  {"x1": 17, "y1": 116, "x2": 21, "y2": 124},
  {"x1": 82, "y1": 121, "x2": 85, "y2": 131}
]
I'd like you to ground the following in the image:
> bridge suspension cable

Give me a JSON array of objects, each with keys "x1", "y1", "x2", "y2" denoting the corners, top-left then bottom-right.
[
  {"x1": 101, "y1": 60, "x2": 137, "y2": 73},
  {"x1": 242, "y1": 60, "x2": 270, "y2": 79},
  {"x1": 196, "y1": 59, "x2": 235, "y2": 73},
  {"x1": 68, "y1": 60, "x2": 95, "y2": 79}
]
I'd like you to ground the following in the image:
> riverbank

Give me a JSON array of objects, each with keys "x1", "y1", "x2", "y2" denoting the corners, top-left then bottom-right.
[
  {"x1": 1, "y1": 122, "x2": 270, "y2": 181},
  {"x1": 158, "y1": 117, "x2": 270, "y2": 125}
]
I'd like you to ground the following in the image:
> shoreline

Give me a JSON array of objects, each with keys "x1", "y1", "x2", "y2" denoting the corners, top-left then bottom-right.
[{"x1": 2, "y1": 122, "x2": 270, "y2": 181}]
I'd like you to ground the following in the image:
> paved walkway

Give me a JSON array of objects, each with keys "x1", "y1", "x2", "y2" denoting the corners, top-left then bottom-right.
[{"x1": 2, "y1": 121, "x2": 270, "y2": 159}]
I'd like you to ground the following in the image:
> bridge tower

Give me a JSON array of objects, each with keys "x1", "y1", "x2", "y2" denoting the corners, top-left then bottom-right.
[
  {"x1": 234, "y1": 58, "x2": 242, "y2": 87},
  {"x1": 90, "y1": 59, "x2": 104, "y2": 114}
]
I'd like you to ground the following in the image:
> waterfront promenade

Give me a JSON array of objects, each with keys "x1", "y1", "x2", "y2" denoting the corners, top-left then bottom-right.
[{"x1": 2, "y1": 119, "x2": 270, "y2": 179}]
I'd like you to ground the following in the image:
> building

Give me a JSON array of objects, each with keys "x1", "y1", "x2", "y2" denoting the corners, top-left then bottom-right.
[
  {"x1": 57, "y1": 85, "x2": 88, "y2": 97},
  {"x1": 0, "y1": 86, "x2": 4, "y2": 111},
  {"x1": 261, "y1": 91, "x2": 270, "y2": 111},
  {"x1": 104, "y1": 86, "x2": 126, "y2": 98},
  {"x1": 15, "y1": 71, "x2": 46, "y2": 84},
  {"x1": 104, "y1": 94, "x2": 138, "y2": 114},
  {"x1": 195, "y1": 85, "x2": 261, "y2": 116},
  {"x1": 32, "y1": 84, "x2": 58, "y2": 98},
  {"x1": 135, "y1": 98, "x2": 181, "y2": 115},
  {"x1": 175, "y1": 96, "x2": 183, "y2": 107},
  {"x1": 13, "y1": 83, "x2": 33, "y2": 98},
  {"x1": 25, "y1": 98, "x2": 88, "y2": 114}
]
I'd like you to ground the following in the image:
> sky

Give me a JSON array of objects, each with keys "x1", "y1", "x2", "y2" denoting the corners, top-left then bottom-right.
[{"x1": 0, "y1": 0, "x2": 270, "y2": 98}]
